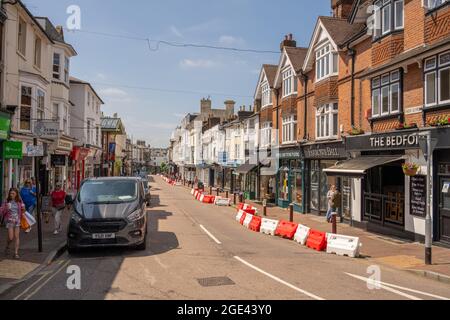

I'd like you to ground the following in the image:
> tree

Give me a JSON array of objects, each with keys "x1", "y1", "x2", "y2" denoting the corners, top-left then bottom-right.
[{"x1": 160, "y1": 162, "x2": 168, "y2": 173}]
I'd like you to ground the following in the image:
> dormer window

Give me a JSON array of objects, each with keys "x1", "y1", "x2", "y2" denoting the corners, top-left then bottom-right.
[
  {"x1": 261, "y1": 81, "x2": 271, "y2": 107},
  {"x1": 282, "y1": 67, "x2": 297, "y2": 97},
  {"x1": 315, "y1": 43, "x2": 338, "y2": 82},
  {"x1": 373, "y1": 0, "x2": 404, "y2": 40}
]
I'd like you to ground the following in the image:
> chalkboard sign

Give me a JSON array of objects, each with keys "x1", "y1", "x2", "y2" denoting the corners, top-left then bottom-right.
[
  {"x1": 41, "y1": 196, "x2": 52, "y2": 213},
  {"x1": 410, "y1": 175, "x2": 427, "y2": 218}
]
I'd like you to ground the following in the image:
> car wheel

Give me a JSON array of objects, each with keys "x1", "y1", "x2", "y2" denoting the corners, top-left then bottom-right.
[{"x1": 136, "y1": 228, "x2": 148, "y2": 251}]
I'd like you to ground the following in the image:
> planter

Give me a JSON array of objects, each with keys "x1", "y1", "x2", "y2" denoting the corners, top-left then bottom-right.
[{"x1": 403, "y1": 167, "x2": 419, "y2": 177}]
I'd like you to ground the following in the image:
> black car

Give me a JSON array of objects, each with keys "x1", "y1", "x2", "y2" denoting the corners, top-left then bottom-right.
[{"x1": 67, "y1": 177, "x2": 149, "y2": 253}]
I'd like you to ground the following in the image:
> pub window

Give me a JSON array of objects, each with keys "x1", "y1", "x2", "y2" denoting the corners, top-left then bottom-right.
[
  {"x1": 424, "y1": 51, "x2": 450, "y2": 107},
  {"x1": 371, "y1": 70, "x2": 401, "y2": 117}
]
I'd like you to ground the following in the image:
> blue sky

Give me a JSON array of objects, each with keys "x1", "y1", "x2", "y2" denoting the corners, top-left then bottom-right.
[{"x1": 24, "y1": 0, "x2": 331, "y2": 147}]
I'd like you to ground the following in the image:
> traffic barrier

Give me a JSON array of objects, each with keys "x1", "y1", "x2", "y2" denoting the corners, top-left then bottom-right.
[
  {"x1": 235, "y1": 210, "x2": 246, "y2": 223},
  {"x1": 243, "y1": 214, "x2": 254, "y2": 229},
  {"x1": 215, "y1": 197, "x2": 231, "y2": 206},
  {"x1": 260, "y1": 218, "x2": 279, "y2": 236},
  {"x1": 202, "y1": 195, "x2": 215, "y2": 204},
  {"x1": 326, "y1": 234, "x2": 361, "y2": 258},
  {"x1": 275, "y1": 221, "x2": 298, "y2": 240},
  {"x1": 293, "y1": 225, "x2": 311, "y2": 246},
  {"x1": 191, "y1": 189, "x2": 195, "y2": 195},
  {"x1": 237, "y1": 203, "x2": 245, "y2": 210},
  {"x1": 248, "y1": 216, "x2": 262, "y2": 232},
  {"x1": 243, "y1": 208, "x2": 257, "y2": 215},
  {"x1": 194, "y1": 190, "x2": 199, "y2": 198},
  {"x1": 306, "y1": 230, "x2": 327, "y2": 252},
  {"x1": 199, "y1": 194, "x2": 205, "y2": 202},
  {"x1": 239, "y1": 212, "x2": 248, "y2": 225}
]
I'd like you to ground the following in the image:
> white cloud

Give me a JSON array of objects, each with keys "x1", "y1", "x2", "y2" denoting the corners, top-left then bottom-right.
[
  {"x1": 98, "y1": 87, "x2": 129, "y2": 99},
  {"x1": 169, "y1": 25, "x2": 183, "y2": 38},
  {"x1": 180, "y1": 59, "x2": 217, "y2": 69},
  {"x1": 219, "y1": 35, "x2": 245, "y2": 46}
]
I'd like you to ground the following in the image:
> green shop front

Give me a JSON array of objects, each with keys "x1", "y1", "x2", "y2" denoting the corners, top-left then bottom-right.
[
  {"x1": 277, "y1": 146, "x2": 304, "y2": 213},
  {"x1": 0, "y1": 111, "x2": 13, "y2": 202}
]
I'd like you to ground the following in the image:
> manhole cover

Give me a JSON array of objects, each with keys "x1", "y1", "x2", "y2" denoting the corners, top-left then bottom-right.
[{"x1": 197, "y1": 277, "x2": 235, "y2": 287}]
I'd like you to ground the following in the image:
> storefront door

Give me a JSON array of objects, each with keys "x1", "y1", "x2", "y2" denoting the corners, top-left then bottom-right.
[
  {"x1": 342, "y1": 177, "x2": 352, "y2": 219},
  {"x1": 439, "y1": 177, "x2": 450, "y2": 244}
]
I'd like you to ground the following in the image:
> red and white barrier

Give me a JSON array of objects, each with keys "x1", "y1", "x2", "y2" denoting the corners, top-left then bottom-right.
[
  {"x1": 236, "y1": 210, "x2": 246, "y2": 223},
  {"x1": 260, "y1": 218, "x2": 279, "y2": 236},
  {"x1": 294, "y1": 225, "x2": 311, "y2": 246},
  {"x1": 326, "y1": 234, "x2": 361, "y2": 258},
  {"x1": 215, "y1": 197, "x2": 231, "y2": 206},
  {"x1": 243, "y1": 214, "x2": 254, "y2": 229}
]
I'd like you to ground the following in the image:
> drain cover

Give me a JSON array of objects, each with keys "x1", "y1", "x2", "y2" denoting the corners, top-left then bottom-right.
[{"x1": 197, "y1": 277, "x2": 235, "y2": 287}]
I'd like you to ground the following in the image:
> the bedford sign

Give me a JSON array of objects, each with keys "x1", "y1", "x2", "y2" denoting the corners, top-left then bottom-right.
[{"x1": 346, "y1": 131, "x2": 420, "y2": 151}]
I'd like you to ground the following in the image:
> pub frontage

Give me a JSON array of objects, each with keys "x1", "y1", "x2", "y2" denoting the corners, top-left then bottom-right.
[{"x1": 325, "y1": 130, "x2": 428, "y2": 241}]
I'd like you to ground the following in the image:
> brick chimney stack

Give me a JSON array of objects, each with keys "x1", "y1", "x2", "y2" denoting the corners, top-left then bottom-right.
[
  {"x1": 331, "y1": 0, "x2": 354, "y2": 19},
  {"x1": 280, "y1": 34, "x2": 297, "y2": 51}
]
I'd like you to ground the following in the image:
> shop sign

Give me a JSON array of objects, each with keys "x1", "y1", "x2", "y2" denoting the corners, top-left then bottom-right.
[
  {"x1": 303, "y1": 142, "x2": 347, "y2": 159},
  {"x1": 3, "y1": 141, "x2": 23, "y2": 160},
  {"x1": 410, "y1": 175, "x2": 427, "y2": 218},
  {"x1": 26, "y1": 145, "x2": 44, "y2": 157},
  {"x1": 71, "y1": 147, "x2": 90, "y2": 161},
  {"x1": 51, "y1": 155, "x2": 67, "y2": 167},
  {"x1": 33, "y1": 121, "x2": 60, "y2": 139},
  {"x1": 0, "y1": 114, "x2": 11, "y2": 140},
  {"x1": 279, "y1": 148, "x2": 301, "y2": 160},
  {"x1": 57, "y1": 139, "x2": 73, "y2": 152},
  {"x1": 347, "y1": 132, "x2": 420, "y2": 151}
]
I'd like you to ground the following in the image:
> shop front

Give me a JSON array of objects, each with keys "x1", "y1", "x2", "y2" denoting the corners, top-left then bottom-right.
[
  {"x1": 0, "y1": 111, "x2": 12, "y2": 202},
  {"x1": 236, "y1": 163, "x2": 258, "y2": 200},
  {"x1": 325, "y1": 131, "x2": 426, "y2": 240},
  {"x1": 277, "y1": 146, "x2": 303, "y2": 212},
  {"x1": 2, "y1": 140, "x2": 23, "y2": 193},
  {"x1": 302, "y1": 141, "x2": 348, "y2": 215},
  {"x1": 71, "y1": 146, "x2": 90, "y2": 190},
  {"x1": 49, "y1": 137, "x2": 74, "y2": 192}
]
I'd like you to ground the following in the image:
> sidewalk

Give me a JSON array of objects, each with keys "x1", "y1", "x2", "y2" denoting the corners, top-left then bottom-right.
[
  {"x1": 0, "y1": 211, "x2": 69, "y2": 295},
  {"x1": 183, "y1": 184, "x2": 450, "y2": 282}
]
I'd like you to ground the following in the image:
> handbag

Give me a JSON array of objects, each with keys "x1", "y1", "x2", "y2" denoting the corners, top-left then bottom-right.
[{"x1": 21, "y1": 214, "x2": 30, "y2": 231}]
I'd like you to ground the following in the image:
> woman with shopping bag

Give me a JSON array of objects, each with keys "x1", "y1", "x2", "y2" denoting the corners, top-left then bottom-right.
[{"x1": 0, "y1": 188, "x2": 26, "y2": 259}]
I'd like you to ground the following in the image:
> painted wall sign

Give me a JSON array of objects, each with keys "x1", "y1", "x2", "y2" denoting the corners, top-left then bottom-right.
[
  {"x1": 33, "y1": 121, "x2": 60, "y2": 139},
  {"x1": 346, "y1": 131, "x2": 420, "y2": 151},
  {"x1": 279, "y1": 148, "x2": 301, "y2": 160},
  {"x1": 3, "y1": 141, "x2": 23, "y2": 159},
  {"x1": 410, "y1": 175, "x2": 427, "y2": 218},
  {"x1": 302, "y1": 142, "x2": 347, "y2": 159}
]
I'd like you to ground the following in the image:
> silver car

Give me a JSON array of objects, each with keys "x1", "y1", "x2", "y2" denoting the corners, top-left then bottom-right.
[{"x1": 67, "y1": 177, "x2": 148, "y2": 253}]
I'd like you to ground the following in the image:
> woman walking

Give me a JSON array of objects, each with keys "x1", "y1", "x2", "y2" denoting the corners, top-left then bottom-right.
[
  {"x1": 1, "y1": 188, "x2": 26, "y2": 259},
  {"x1": 51, "y1": 184, "x2": 66, "y2": 235}
]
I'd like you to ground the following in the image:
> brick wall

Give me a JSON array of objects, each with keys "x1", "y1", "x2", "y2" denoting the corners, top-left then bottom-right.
[
  {"x1": 404, "y1": 0, "x2": 425, "y2": 50},
  {"x1": 259, "y1": 106, "x2": 273, "y2": 123},
  {"x1": 372, "y1": 33, "x2": 405, "y2": 67},
  {"x1": 425, "y1": 5, "x2": 450, "y2": 45},
  {"x1": 315, "y1": 76, "x2": 339, "y2": 107}
]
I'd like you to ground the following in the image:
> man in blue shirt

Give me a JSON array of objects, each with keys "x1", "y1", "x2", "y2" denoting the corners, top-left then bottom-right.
[{"x1": 20, "y1": 179, "x2": 37, "y2": 215}]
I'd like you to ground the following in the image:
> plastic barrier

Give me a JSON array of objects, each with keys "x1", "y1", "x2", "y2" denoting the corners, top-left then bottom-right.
[
  {"x1": 294, "y1": 225, "x2": 311, "y2": 246},
  {"x1": 326, "y1": 234, "x2": 361, "y2": 258},
  {"x1": 243, "y1": 214, "x2": 254, "y2": 229},
  {"x1": 194, "y1": 190, "x2": 199, "y2": 198},
  {"x1": 239, "y1": 212, "x2": 248, "y2": 225},
  {"x1": 306, "y1": 230, "x2": 328, "y2": 252},
  {"x1": 235, "y1": 210, "x2": 245, "y2": 222},
  {"x1": 275, "y1": 221, "x2": 299, "y2": 240},
  {"x1": 249, "y1": 216, "x2": 262, "y2": 232},
  {"x1": 199, "y1": 194, "x2": 205, "y2": 202},
  {"x1": 243, "y1": 208, "x2": 257, "y2": 215},
  {"x1": 202, "y1": 195, "x2": 215, "y2": 204},
  {"x1": 215, "y1": 197, "x2": 231, "y2": 206},
  {"x1": 237, "y1": 203, "x2": 245, "y2": 210},
  {"x1": 260, "y1": 218, "x2": 280, "y2": 236},
  {"x1": 190, "y1": 189, "x2": 195, "y2": 195}
]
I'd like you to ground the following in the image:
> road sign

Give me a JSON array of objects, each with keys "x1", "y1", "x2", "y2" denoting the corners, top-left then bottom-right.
[
  {"x1": 33, "y1": 121, "x2": 60, "y2": 139},
  {"x1": 26, "y1": 145, "x2": 44, "y2": 157}
]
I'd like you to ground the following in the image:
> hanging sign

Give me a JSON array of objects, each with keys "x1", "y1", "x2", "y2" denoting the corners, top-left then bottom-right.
[
  {"x1": 33, "y1": 121, "x2": 60, "y2": 139},
  {"x1": 410, "y1": 175, "x2": 427, "y2": 218},
  {"x1": 26, "y1": 145, "x2": 44, "y2": 157}
]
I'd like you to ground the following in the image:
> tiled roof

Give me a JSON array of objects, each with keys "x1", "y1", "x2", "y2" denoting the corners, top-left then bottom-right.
[
  {"x1": 101, "y1": 118, "x2": 121, "y2": 130},
  {"x1": 285, "y1": 47, "x2": 308, "y2": 72},
  {"x1": 319, "y1": 16, "x2": 366, "y2": 47},
  {"x1": 262, "y1": 64, "x2": 278, "y2": 86}
]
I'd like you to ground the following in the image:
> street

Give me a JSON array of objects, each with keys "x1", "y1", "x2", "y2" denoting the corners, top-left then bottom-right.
[{"x1": 2, "y1": 176, "x2": 449, "y2": 301}]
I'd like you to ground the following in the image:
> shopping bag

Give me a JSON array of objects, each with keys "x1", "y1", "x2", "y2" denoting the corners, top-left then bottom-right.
[
  {"x1": 25, "y1": 212, "x2": 36, "y2": 227},
  {"x1": 21, "y1": 214, "x2": 30, "y2": 231}
]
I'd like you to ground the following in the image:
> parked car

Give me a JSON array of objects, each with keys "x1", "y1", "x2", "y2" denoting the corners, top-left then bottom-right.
[
  {"x1": 140, "y1": 178, "x2": 151, "y2": 207},
  {"x1": 67, "y1": 177, "x2": 148, "y2": 253}
]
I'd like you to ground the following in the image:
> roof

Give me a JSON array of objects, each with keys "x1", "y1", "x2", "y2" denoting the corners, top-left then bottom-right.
[
  {"x1": 284, "y1": 47, "x2": 308, "y2": 72},
  {"x1": 35, "y1": 17, "x2": 78, "y2": 56},
  {"x1": 101, "y1": 117, "x2": 125, "y2": 133},
  {"x1": 262, "y1": 64, "x2": 278, "y2": 86},
  {"x1": 319, "y1": 16, "x2": 365, "y2": 47},
  {"x1": 70, "y1": 77, "x2": 105, "y2": 104}
]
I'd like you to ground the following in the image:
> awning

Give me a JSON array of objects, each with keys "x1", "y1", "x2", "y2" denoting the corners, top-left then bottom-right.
[
  {"x1": 236, "y1": 163, "x2": 257, "y2": 174},
  {"x1": 323, "y1": 156, "x2": 405, "y2": 177}
]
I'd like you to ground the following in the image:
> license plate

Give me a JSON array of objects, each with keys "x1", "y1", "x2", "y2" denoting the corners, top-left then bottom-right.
[{"x1": 92, "y1": 233, "x2": 116, "y2": 240}]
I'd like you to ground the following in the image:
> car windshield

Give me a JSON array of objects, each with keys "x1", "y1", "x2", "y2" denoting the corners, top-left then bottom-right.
[{"x1": 79, "y1": 180, "x2": 138, "y2": 204}]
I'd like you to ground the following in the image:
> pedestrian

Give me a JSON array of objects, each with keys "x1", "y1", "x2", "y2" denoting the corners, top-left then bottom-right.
[
  {"x1": 50, "y1": 184, "x2": 67, "y2": 235},
  {"x1": 332, "y1": 187, "x2": 342, "y2": 222},
  {"x1": 0, "y1": 188, "x2": 26, "y2": 259},
  {"x1": 326, "y1": 185, "x2": 337, "y2": 223},
  {"x1": 20, "y1": 179, "x2": 37, "y2": 217}
]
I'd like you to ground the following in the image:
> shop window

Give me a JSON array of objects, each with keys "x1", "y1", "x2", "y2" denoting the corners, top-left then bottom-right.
[
  {"x1": 371, "y1": 70, "x2": 401, "y2": 117},
  {"x1": 20, "y1": 86, "x2": 32, "y2": 131},
  {"x1": 279, "y1": 165, "x2": 289, "y2": 201},
  {"x1": 424, "y1": 52, "x2": 450, "y2": 107}
]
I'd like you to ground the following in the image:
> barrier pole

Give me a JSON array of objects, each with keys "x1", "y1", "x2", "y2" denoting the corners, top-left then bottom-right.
[
  {"x1": 233, "y1": 193, "x2": 237, "y2": 205},
  {"x1": 332, "y1": 213, "x2": 338, "y2": 234},
  {"x1": 225, "y1": 191, "x2": 229, "y2": 199},
  {"x1": 289, "y1": 204, "x2": 294, "y2": 223}
]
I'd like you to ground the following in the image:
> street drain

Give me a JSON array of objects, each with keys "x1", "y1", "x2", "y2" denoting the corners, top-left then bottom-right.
[{"x1": 197, "y1": 277, "x2": 235, "y2": 287}]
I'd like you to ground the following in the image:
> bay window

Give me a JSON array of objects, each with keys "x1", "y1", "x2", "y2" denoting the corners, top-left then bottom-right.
[
  {"x1": 282, "y1": 115, "x2": 297, "y2": 144},
  {"x1": 261, "y1": 81, "x2": 271, "y2": 107},
  {"x1": 282, "y1": 68, "x2": 297, "y2": 97},
  {"x1": 53, "y1": 53, "x2": 61, "y2": 80},
  {"x1": 371, "y1": 70, "x2": 401, "y2": 117},
  {"x1": 373, "y1": 0, "x2": 404, "y2": 39},
  {"x1": 37, "y1": 89, "x2": 45, "y2": 120},
  {"x1": 52, "y1": 103, "x2": 59, "y2": 121},
  {"x1": 20, "y1": 86, "x2": 32, "y2": 131},
  {"x1": 316, "y1": 43, "x2": 338, "y2": 82},
  {"x1": 64, "y1": 57, "x2": 70, "y2": 83},
  {"x1": 425, "y1": 51, "x2": 450, "y2": 107},
  {"x1": 316, "y1": 103, "x2": 338, "y2": 139},
  {"x1": 261, "y1": 122, "x2": 272, "y2": 147}
]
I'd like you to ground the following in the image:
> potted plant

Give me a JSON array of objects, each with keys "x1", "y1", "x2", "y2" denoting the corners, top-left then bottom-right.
[
  {"x1": 428, "y1": 119, "x2": 439, "y2": 127},
  {"x1": 437, "y1": 117, "x2": 449, "y2": 126},
  {"x1": 404, "y1": 122, "x2": 418, "y2": 129},
  {"x1": 348, "y1": 127, "x2": 365, "y2": 136},
  {"x1": 402, "y1": 163, "x2": 420, "y2": 176}
]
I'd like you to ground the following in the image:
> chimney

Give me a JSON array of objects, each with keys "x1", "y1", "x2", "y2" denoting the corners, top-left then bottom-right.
[
  {"x1": 331, "y1": 0, "x2": 354, "y2": 19},
  {"x1": 200, "y1": 97, "x2": 212, "y2": 114},
  {"x1": 113, "y1": 113, "x2": 118, "y2": 118},
  {"x1": 224, "y1": 100, "x2": 235, "y2": 118},
  {"x1": 56, "y1": 25, "x2": 64, "y2": 37},
  {"x1": 280, "y1": 34, "x2": 297, "y2": 51}
]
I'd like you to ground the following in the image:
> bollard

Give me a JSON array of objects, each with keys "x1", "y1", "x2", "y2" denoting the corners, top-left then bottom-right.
[
  {"x1": 239, "y1": 194, "x2": 244, "y2": 204},
  {"x1": 209, "y1": 186, "x2": 213, "y2": 195},
  {"x1": 332, "y1": 213, "x2": 338, "y2": 234},
  {"x1": 233, "y1": 193, "x2": 237, "y2": 205},
  {"x1": 289, "y1": 204, "x2": 294, "y2": 223},
  {"x1": 226, "y1": 191, "x2": 229, "y2": 199},
  {"x1": 263, "y1": 205, "x2": 267, "y2": 217},
  {"x1": 216, "y1": 188, "x2": 220, "y2": 196}
]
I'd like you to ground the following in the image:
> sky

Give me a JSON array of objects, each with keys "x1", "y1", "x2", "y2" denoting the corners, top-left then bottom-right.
[{"x1": 23, "y1": 0, "x2": 331, "y2": 147}]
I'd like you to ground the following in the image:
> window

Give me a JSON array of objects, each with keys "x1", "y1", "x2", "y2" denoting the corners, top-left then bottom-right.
[
  {"x1": 20, "y1": 86, "x2": 32, "y2": 131},
  {"x1": 282, "y1": 115, "x2": 297, "y2": 143},
  {"x1": 87, "y1": 120, "x2": 92, "y2": 144},
  {"x1": 64, "y1": 57, "x2": 69, "y2": 83},
  {"x1": 315, "y1": 43, "x2": 338, "y2": 82},
  {"x1": 52, "y1": 103, "x2": 59, "y2": 121},
  {"x1": 87, "y1": 92, "x2": 91, "y2": 106},
  {"x1": 34, "y1": 37, "x2": 41, "y2": 68},
  {"x1": 424, "y1": 0, "x2": 449, "y2": 10},
  {"x1": 261, "y1": 81, "x2": 271, "y2": 107},
  {"x1": 316, "y1": 103, "x2": 338, "y2": 139},
  {"x1": 261, "y1": 122, "x2": 272, "y2": 147},
  {"x1": 36, "y1": 89, "x2": 45, "y2": 120},
  {"x1": 18, "y1": 17, "x2": 27, "y2": 56},
  {"x1": 424, "y1": 52, "x2": 450, "y2": 107},
  {"x1": 371, "y1": 70, "x2": 402, "y2": 117},
  {"x1": 53, "y1": 53, "x2": 61, "y2": 79},
  {"x1": 373, "y1": 0, "x2": 404, "y2": 39},
  {"x1": 282, "y1": 68, "x2": 296, "y2": 97},
  {"x1": 63, "y1": 105, "x2": 69, "y2": 133},
  {"x1": 97, "y1": 127, "x2": 100, "y2": 146}
]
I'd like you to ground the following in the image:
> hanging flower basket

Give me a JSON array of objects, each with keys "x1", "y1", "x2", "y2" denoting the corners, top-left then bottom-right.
[{"x1": 402, "y1": 163, "x2": 419, "y2": 176}]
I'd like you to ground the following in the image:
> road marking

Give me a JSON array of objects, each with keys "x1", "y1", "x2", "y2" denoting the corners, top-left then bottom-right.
[
  {"x1": 14, "y1": 272, "x2": 49, "y2": 301},
  {"x1": 23, "y1": 260, "x2": 71, "y2": 301},
  {"x1": 345, "y1": 273, "x2": 449, "y2": 300},
  {"x1": 234, "y1": 256, "x2": 325, "y2": 301},
  {"x1": 199, "y1": 225, "x2": 222, "y2": 245}
]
